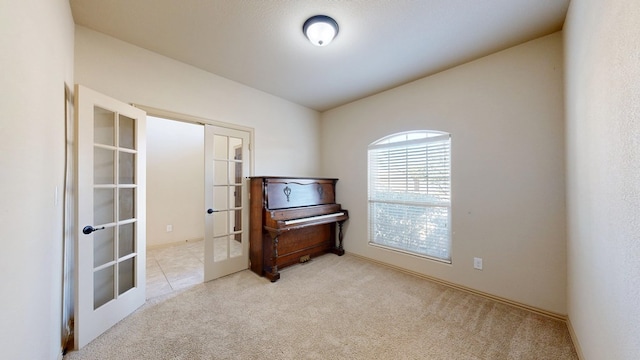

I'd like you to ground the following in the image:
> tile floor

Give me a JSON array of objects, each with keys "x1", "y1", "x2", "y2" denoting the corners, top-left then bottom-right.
[{"x1": 146, "y1": 240, "x2": 204, "y2": 299}]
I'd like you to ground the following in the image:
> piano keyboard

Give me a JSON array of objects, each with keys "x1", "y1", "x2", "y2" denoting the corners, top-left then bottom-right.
[{"x1": 283, "y1": 212, "x2": 345, "y2": 226}]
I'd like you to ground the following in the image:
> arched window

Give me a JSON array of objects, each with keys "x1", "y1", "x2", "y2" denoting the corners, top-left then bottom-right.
[{"x1": 368, "y1": 130, "x2": 451, "y2": 262}]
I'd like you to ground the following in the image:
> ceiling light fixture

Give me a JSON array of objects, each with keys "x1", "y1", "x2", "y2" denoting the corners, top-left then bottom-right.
[{"x1": 303, "y1": 15, "x2": 339, "y2": 47}]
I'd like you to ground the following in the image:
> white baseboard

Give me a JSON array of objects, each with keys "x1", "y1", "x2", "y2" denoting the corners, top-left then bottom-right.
[
  {"x1": 566, "y1": 317, "x2": 585, "y2": 360},
  {"x1": 347, "y1": 252, "x2": 567, "y2": 322},
  {"x1": 147, "y1": 238, "x2": 204, "y2": 250}
]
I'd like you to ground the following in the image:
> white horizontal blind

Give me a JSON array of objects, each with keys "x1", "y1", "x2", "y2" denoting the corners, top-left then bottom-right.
[{"x1": 368, "y1": 131, "x2": 451, "y2": 262}]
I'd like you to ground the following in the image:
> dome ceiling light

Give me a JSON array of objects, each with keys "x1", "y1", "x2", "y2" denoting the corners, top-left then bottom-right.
[{"x1": 303, "y1": 15, "x2": 339, "y2": 47}]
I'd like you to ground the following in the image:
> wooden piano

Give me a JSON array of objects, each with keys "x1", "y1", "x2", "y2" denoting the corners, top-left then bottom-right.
[{"x1": 249, "y1": 177, "x2": 349, "y2": 282}]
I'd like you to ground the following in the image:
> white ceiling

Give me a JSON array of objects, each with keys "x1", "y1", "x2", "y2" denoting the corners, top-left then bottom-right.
[{"x1": 69, "y1": 0, "x2": 570, "y2": 112}]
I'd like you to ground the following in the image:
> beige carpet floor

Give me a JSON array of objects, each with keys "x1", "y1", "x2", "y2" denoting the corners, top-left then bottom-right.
[{"x1": 64, "y1": 254, "x2": 578, "y2": 359}]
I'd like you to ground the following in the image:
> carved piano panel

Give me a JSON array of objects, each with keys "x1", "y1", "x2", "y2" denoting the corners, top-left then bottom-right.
[
  {"x1": 264, "y1": 179, "x2": 336, "y2": 209},
  {"x1": 249, "y1": 177, "x2": 349, "y2": 282}
]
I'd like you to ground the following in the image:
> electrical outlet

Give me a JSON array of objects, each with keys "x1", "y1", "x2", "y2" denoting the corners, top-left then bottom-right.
[
  {"x1": 166, "y1": 225, "x2": 173, "y2": 232},
  {"x1": 473, "y1": 257, "x2": 483, "y2": 270}
]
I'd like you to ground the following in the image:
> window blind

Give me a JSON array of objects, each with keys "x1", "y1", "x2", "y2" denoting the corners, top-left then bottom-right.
[{"x1": 368, "y1": 132, "x2": 451, "y2": 262}]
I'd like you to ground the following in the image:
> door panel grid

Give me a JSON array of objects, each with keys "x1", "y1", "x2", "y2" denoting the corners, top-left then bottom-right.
[
  {"x1": 91, "y1": 107, "x2": 139, "y2": 309},
  {"x1": 212, "y1": 140, "x2": 243, "y2": 260}
]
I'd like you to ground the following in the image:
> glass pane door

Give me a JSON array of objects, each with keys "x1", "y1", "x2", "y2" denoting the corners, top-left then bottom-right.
[
  {"x1": 204, "y1": 125, "x2": 250, "y2": 281},
  {"x1": 75, "y1": 84, "x2": 146, "y2": 349}
]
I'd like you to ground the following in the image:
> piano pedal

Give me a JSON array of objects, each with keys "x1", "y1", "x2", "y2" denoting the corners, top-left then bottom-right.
[{"x1": 299, "y1": 255, "x2": 311, "y2": 264}]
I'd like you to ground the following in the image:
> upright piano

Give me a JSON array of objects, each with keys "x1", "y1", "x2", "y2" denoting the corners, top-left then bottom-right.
[{"x1": 249, "y1": 177, "x2": 349, "y2": 282}]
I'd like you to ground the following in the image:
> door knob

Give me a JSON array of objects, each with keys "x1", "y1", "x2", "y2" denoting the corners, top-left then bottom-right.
[
  {"x1": 207, "y1": 208, "x2": 215, "y2": 214},
  {"x1": 83, "y1": 225, "x2": 105, "y2": 235}
]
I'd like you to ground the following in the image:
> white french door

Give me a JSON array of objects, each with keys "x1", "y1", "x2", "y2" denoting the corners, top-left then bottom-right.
[
  {"x1": 204, "y1": 125, "x2": 250, "y2": 281},
  {"x1": 74, "y1": 85, "x2": 146, "y2": 349}
]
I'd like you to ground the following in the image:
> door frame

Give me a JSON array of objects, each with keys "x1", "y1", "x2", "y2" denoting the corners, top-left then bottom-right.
[{"x1": 134, "y1": 105, "x2": 255, "y2": 275}]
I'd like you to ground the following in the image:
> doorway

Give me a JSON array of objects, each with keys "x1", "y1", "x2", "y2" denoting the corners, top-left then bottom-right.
[
  {"x1": 146, "y1": 116, "x2": 204, "y2": 298},
  {"x1": 144, "y1": 114, "x2": 252, "y2": 298}
]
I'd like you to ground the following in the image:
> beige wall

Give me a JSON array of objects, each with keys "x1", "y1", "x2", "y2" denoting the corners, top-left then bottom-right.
[
  {"x1": 74, "y1": 26, "x2": 322, "y2": 177},
  {"x1": 321, "y1": 33, "x2": 566, "y2": 314},
  {"x1": 565, "y1": 0, "x2": 640, "y2": 359},
  {"x1": 0, "y1": 0, "x2": 74, "y2": 358},
  {"x1": 11, "y1": 3, "x2": 640, "y2": 357},
  {"x1": 147, "y1": 117, "x2": 204, "y2": 247}
]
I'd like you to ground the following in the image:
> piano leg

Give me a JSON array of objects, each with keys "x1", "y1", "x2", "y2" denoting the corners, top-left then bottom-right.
[
  {"x1": 265, "y1": 233, "x2": 281, "y2": 282},
  {"x1": 332, "y1": 220, "x2": 346, "y2": 256}
]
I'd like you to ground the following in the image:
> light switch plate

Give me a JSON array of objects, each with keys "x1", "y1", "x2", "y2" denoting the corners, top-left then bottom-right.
[{"x1": 474, "y1": 257, "x2": 483, "y2": 270}]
